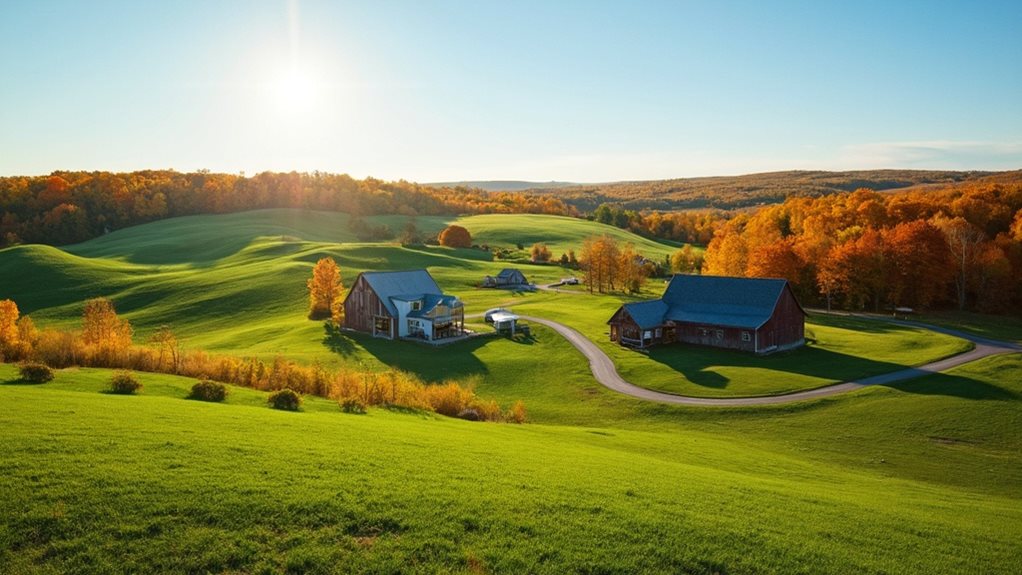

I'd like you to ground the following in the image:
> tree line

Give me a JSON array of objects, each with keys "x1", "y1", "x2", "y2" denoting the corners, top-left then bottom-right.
[
  {"x1": 701, "y1": 181, "x2": 1022, "y2": 312},
  {"x1": 0, "y1": 170, "x2": 576, "y2": 247}
]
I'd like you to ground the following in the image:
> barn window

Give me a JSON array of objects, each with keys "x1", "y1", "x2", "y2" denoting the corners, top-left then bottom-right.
[
  {"x1": 655, "y1": 328, "x2": 662, "y2": 338},
  {"x1": 741, "y1": 331, "x2": 751, "y2": 342},
  {"x1": 699, "y1": 328, "x2": 709, "y2": 337},
  {"x1": 715, "y1": 329, "x2": 723, "y2": 340}
]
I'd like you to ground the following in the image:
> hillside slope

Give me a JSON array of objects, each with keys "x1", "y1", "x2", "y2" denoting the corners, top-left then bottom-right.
[{"x1": 1, "y1": 358, "x2": 1020, "y2": 574}]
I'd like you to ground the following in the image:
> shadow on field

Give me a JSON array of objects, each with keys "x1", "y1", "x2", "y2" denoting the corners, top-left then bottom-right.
[
  {"x1": 882, "y1": 371, "x2": 1019, "y2": 401},
  {"x1": 322, "y1": 324, "x2": 490, "y2": 383},
  {"x1": 645, "y1": 344, "x2": 912, "y2": 392}
]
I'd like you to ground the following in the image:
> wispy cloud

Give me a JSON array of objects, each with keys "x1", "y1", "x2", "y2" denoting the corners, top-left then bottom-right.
[{"x1": 838, "y1": 140, "x2": 1022, "y2": 170}]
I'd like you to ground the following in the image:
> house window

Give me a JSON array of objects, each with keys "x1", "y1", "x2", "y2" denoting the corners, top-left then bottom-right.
[
  {"x1": 741, "y1": 331, "x2": 751, "y2": 342},
  {"x1": 411, "y1": 301, "x2": 422, "y2": 311},
  {"x1": 715, "y1": 329, "x2": 724, "y2": 340}
]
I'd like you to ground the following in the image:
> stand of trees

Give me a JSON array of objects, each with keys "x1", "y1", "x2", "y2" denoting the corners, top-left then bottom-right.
[
  {"x1": 0, "y1": 171, "x2": 576, "y2": 247},
  {"x1": 702, "y1": 182, "x2": 1022, "y2": 312},
  {"x1": 579, "y1": 236, "x2": 654, "y2": 294}
]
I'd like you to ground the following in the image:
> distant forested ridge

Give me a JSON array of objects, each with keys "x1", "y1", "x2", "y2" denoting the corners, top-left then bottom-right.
[
  {"x1": 0, "y1": 171, "x2": 576, "y2": 246},
  {"x1": 524, "y1": 169, "x2": 1014, "y2": 211}
]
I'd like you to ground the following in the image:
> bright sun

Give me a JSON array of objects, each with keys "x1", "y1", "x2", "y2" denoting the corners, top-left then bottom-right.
[{"x1": 269, "y1": 64, "x2": 321, "y2": 116}]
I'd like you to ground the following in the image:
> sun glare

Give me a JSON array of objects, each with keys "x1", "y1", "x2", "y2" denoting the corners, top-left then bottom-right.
[{"x1": 270, "y1": 65, "x2": 320, "y2": 115}]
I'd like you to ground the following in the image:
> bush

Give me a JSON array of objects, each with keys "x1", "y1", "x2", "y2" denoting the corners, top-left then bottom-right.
[
  {"x1": 457, "y1": 408, "x2": 480, "y2": 421},
  {"x1": 109, "y1": 370, "x2": 142, "y2": 395},
  {"x1": 189, "y1": 379, "x2": 227, "y2": 402},
  {"x1": 506, "y1": 400, "x2": 527, "y2": 424},
  {"x1": 19, "y1": 362, "x2": 54, "y2": 383},
  {"x1": 268, "y1": 388, "x2": 302, "y2": 411},
  {"x1": 339, "y1": 396, "x2": 367, "y2": 414}
]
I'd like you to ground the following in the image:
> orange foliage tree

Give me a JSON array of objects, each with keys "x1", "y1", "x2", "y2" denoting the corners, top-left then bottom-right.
[
  {"x1": 530, "y1": 243, "x2": 552, "y2": 262},
  {"x1": 307, "y1": 256, "x2": 344, "y2": 320},
  {"x1": 438, "y1": 225, "x2": 472, "y2": 248},
  {"x1": 0, "y1": 299, "x2": 20, "y2": 353}
]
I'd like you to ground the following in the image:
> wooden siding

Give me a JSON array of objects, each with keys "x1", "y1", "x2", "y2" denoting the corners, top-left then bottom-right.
[
  {"x1": 756, "y1": 284, "x2": 805, "y2": 353},
  {"x1": 673, "y1": 323, "x2": 756, "y2": 352},
  {"x1": 342, "y1": 274, "x2": 395, "y2": 338}
]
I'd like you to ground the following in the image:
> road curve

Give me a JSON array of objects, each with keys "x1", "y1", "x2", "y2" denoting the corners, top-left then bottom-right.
[{"x1": 518, "y1": 314, "x2": 1021, "y2": 406}]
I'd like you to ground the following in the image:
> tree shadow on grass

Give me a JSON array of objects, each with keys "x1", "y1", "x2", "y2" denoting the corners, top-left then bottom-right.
[
  {"x1": 1, "y1": 378, "x2": 38, "y2": 386},
  {"x1": 644, "y1": 344, "x2": 922, "y2": 392},
  {"x1": 643, "y1": 340, "x2": 1015, "y2": 401},
  {"x1": 880, "y1": 370, "x2": 1019, "y2": 401},
  {"x1": 322, "y1": 324, "x2": 491, "y2": 383}
]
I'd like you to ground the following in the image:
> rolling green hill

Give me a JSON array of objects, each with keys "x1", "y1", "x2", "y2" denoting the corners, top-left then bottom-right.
[
  {"x1": 2, "y1": 355, "x2": 1021, "y2": 574},
  {"x1": 2, "y1": 208, "x2": 1021, "y2": 572}
]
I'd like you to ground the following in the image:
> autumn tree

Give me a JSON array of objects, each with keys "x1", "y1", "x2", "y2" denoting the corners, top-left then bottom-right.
[
  {"x1": 670, "y1": 245, "x2": 703, "y2": 274},
  {"x1": 580, "y1": 235, "x2": 624, "y2": 293},
  {"x1": 148, "y1": 325, "x2": 181, "y2": 373},
  {"x1": 81, "y1": 298, "x2": 133, "y2": 355},
  {"x1": 438, "y1": 225, "x2": 472, "y2": 248},
  {"x1": 746, "y1": 239, "x2": 803, "y2": 284},
  {"x1": 530, "y1": 243, "x2": 552, "y2": 263},
  {"x1": 933, "y1": 216, "x2": 985, "y2": 310},
  {"x1": 617, "y1": 244, "x2": 649, "y2": 293},
  {"x1": 882, "y1": 220, "x2": 952, "y2": 309},
  {"x1": 307, "y1": 256, "x2": 343, "y2": 320},
  {"x1": 702, "y1": 233, "x2": 749, "y2": 277},
  {"x1": 0, "y1": 299, "x2": 20, "y2": 355}
]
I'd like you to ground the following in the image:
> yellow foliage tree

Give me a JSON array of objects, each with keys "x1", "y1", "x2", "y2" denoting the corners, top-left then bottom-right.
[
  {"x1": 81, "y1": 297, "x2": 133, "y2": 352},
  {"x1": 308, "y1": 256, "x2": 343, "y2": 320},
  {"x1": 0, "y1": 299, "x2": 20, "y2": 351}
]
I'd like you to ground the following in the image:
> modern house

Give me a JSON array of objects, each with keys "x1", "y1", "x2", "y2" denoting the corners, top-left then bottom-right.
[
  {"x1": 482, "y1": 268, "x2": 529, "y2": 288},
  {"x1": 342, "y1": 270, "x2": 465, "y2": 341},
  {"x1": 607, "y1": 275, "x2": 806, "y2": 354}
]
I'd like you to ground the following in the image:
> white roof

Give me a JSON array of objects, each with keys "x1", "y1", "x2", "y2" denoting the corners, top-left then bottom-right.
[{"x1": 490, "y1": 312, "x2": 519, "y2": 323}]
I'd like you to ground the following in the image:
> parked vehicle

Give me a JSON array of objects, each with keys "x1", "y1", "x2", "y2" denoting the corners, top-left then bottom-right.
[{"x1": 561, "y1": 277, "x2": 580, "y2": 285}]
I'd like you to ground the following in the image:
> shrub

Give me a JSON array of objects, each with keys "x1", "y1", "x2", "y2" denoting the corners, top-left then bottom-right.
[
  {"x1": 506, "y1": 400, "x2": 528, "y2": 424},
  {"x1": 457, "y1": 408, "x2": 480, "y2": 421},
  {"x1": 19, "y1": 362, "x2": 54, "y2": 383},
  {"x1": 339, "y1": 396, "x2": 367, "y2": 414},
  {"x1": 189, "y1": 379, "x2": 228, "y2": 402},
  {"x1": 438, "y1": 225, "x2": 472, "y2": 248},
  {"x1": 109, "y1": 370, "x2": 142, "y2": 394},
  {"x1": 268, "y1": 388, "x2": 302, "y2": 411}
]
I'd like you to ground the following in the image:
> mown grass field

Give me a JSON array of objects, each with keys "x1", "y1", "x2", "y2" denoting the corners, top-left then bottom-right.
[
  {"x1": 2, "y1": 208, "x2": 1021, "y2": 573},
  {"x1": 2, "y1": 356, "x2": 1021, "y2": 574}
]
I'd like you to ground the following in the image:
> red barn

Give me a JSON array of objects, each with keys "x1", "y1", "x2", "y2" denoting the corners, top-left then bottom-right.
[{"x1": 607, "y1": 275, "x2": 806, "y2": 354}]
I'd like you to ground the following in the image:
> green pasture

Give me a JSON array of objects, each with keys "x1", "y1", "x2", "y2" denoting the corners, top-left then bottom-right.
[
  {"x1": 1, "y1": 355, "x2": 1020, "y2": 574},
  {"x1": 2, "y1": 208, "x2": 1022, "y2": 573}
]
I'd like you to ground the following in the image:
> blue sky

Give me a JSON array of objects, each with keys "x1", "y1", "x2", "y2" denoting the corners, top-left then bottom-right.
[{"x1": 1, "y1": 0, "x2": 1020, "y2": 181}]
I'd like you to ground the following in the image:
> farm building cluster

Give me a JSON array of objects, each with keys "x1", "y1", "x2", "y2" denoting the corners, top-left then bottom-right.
[
  {"x1": 342, "y1": 267, "x2": 805, "y2": 355},
  {"x1": 607, "y1": 275, "x2": 806, "y2": 354}
]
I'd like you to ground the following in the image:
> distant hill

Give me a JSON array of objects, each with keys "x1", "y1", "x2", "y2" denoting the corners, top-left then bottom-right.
[
  {"x1": 518, "y1": 169, "x2": 1018, "y2": 211},
  {"x1": 425, "y1": 180, "x2": 580, "y2": 192}
]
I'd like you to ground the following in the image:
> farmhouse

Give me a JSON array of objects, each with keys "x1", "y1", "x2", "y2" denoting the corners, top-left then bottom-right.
[
  {"x1": 343, "y1": 269, "x2": 465, "y2": 341},
  {"x1": 482, "y1": 268, "x2": 529, "y2": 288},
  {"x1": 607, "y1": 275, "x2": 806, "y2": 354}
]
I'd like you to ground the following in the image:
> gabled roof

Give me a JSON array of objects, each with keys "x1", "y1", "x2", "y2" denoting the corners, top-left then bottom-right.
[
  {"x1": 359, "y1": 269, "x2": 442, "y2": 317},
  {"x1": 661, "y1": 275, "x2": 803, "y2": 329},
  {"x1": 497, "y1": 268, "x2": 525, "y2": 280},
  {"x1": 618, "y1": 300, "x2": 669, "y2": 330},
  {"x1": 406, "y1": 293, "x2": 462, "y2": 318}
]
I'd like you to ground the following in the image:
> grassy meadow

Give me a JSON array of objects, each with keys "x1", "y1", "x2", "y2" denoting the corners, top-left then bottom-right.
[{"x1": 2, "y1": 208, "x2": 1021, "y2": 573}]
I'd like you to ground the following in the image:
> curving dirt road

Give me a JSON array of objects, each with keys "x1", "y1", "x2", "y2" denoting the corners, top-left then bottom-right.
[{"x1": 519, "y1": 314, "x2": 1022, "y2": 406}]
